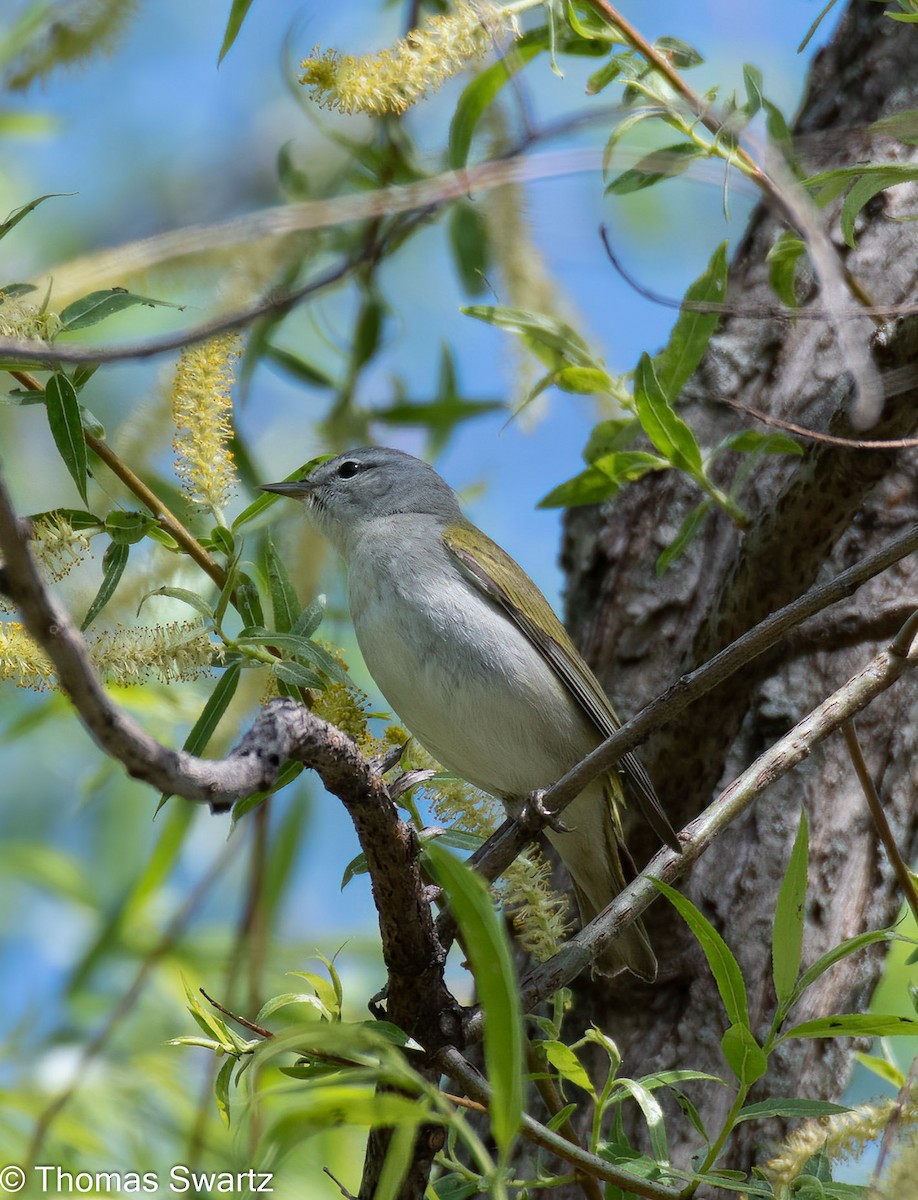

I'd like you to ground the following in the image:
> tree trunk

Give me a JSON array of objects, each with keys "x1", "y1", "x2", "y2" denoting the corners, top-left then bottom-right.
[{"x1": 556, "y1": 0, "x2": 918, "y2": 1177}]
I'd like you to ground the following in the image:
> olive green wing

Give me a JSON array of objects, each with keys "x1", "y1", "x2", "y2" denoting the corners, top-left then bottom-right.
[{"x1": 443, "y1": 522, "x2": 680, "y2": 852}]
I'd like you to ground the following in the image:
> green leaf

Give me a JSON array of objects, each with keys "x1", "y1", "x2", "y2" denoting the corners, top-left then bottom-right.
[
  {"x1": 792, "y1": 929, "x2": 899, "y2": 1003},
  {"x1": 263, "y1": 345, "x2": 336, "y2": 390},
  {"x1": 218, "y1": 0, "x2": 255, "y2": 63},
  {"x1": 721, "y1": 1023, "x2": 767, "y2": 1086},
  {"x1": 555, "y1": 366, "x2": 614, "y2": 394},
  {"x1": 539, "y1": 452, "x2": 665, "y2": 508},
  {"x1": 265, "y1": 534, "x2": 299, "y2": 633},
  {"x1": 449, "y1": 29, "x2": 547, "y2": 168},
  {"x1": 291, "y1": 595, "x2": 326, "y2": 639},
  {"x1": 104, "y1": 510, "x2": 153, "y2": 545},
  {"x1": 714, "y1": 429, "x2": 804, "y2": 458},
  {"x1": 230, "y1": 760, "x2": 304, "y2": 827},
  {"x1": 767, "y1": 232, "x2": 807, "y2": 307},
  {"x1": 780, "y1": 1013, "x2": 918, "y2": 1042},
  {"x1": 214, "y1": 1056, "x2": 234, "y2": 1127},
  {"x1": 772, "y1": 809, "x2": 809, "y2": 1005},
  {"x1": 583, "y1": 418, "x2": 638, "y2": 461},
  {"x1": 633, "y1": 354, "x2": 704, "y2": 475},
  {"x1": 424, "y1": 841, "x2": 523, "y2": 1153},
  {"x1": 243, "y1": 631, "x2": 347, "y2": 684},
  {"x1": 656, "y1": 499, "x2": 712, "y2": 574},
  {"x1": 0, "y1": 193, "x2": 69, "y2": 242},
  {"x1": 853, "y1": 1052, "x2": 906, "y2": 1089},
  {"x1": 352, "y1": 293, "x2": 385, "y2": 370},
  {"x1": 272, "y1": 660, "x2": 324, "y2": 689},
  {"x1": 606, "y1": 143, "x2": 701, "y2": 195},
  {"x1": 138, "y1": 586, "x2": 216, "y2": 621},
  {"x1": 541, "y1": 1040, "x2": 596, "y2": 1097},
  {"x1": 45, "y1": 373, "x2": 89, "y2": 504},
  {"x1": 80, "y1": 541, "x2": 128, "y2": 630},
  {"x1": 870, "y1": 109, "x2": 918, "y2": 146},
  {"x1": 655, "y1": 36, "x2": 704, "y2": 69},
  {"x1": 58, "y1": 288, "x2": 182, "y2": 333},
  {"x1": 462, "y1": 305, "x2": 597, "y2": 371},
  {"x1": 654, "y1": 242, "x2": 727, "y2": 402},
  {"x1": 612, "y1": 1078, "x2": 669, "y2": 1163},
  {"x1": 654, "y1": 879, "x2": 749, "y2": 1028},
  {"x1": 447, "y1": 202, "x2": 491, "y2": 296},
  {"x1": 182, "y1": 662, "x2": 241, "y2": 756},
  {"x1": 735, "y1": 1098, "x2": 850, "y2": 1123}
]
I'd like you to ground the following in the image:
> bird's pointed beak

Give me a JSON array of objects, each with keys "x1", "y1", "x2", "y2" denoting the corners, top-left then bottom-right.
[{"x1": 259, "y1": 479, "x2": 313, "y2": 499}]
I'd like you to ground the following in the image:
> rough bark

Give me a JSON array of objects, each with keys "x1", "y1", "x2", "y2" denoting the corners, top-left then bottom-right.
[{"x1": 555, "y1": 0, "x2": 918, "y2": 1178}]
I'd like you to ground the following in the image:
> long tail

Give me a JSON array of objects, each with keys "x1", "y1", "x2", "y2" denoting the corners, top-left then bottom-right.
[{"x1": 546, "y1": 782, "x2": 657, "y2": 982}]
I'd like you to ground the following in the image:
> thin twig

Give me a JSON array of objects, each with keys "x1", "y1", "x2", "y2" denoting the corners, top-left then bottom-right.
[{"x1": 842, "y1": 719, "x2": 918, "y2": 927}]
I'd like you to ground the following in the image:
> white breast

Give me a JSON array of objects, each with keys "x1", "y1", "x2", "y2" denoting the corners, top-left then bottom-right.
[{"x1": 347, "y1": 516, "x2": 598, "y2": 800}]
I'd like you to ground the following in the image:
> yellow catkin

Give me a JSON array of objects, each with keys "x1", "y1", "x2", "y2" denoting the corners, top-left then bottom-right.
[
  {"x1": 763, "y1": 1096, "x2": 918, "y2": 1191},
  {"x1": 171, "y1": 334, "x2": 242, "y2": 512},
  {"x1": 0, "y1": 622, "x2": 55, "y2": 689},
  {"x1": 90, "y1": 621, "x2": 221, "y2": 686},
  {"x1": 0, "y1": 294, "x2": 61, "y2": 342},
  {"x1": 31, "y1": 512, "x2": 95, "y2": 581},
  {"x1": 300, "y1": 1, "x2": 517, "y2": 116}
]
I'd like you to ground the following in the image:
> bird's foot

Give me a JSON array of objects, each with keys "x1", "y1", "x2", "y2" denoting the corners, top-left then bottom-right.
[{"x1": 518, "y1": 789, "x2": 571, "y2": 836}]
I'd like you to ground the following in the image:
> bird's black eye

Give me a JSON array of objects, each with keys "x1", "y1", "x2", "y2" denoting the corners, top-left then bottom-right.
[{"x1": 336, "y1": 459, "x2": 363, "y2": 480}]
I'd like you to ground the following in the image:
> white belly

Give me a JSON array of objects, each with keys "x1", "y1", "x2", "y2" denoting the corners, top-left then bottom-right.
[{"x1": 348, "y1": 536, "x2": 597, "y2": 800}]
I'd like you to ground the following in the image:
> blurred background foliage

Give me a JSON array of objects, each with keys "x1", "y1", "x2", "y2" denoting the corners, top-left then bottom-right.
[{"x1": 0, "y1": 0, "x2": 914, "y2": 1195}]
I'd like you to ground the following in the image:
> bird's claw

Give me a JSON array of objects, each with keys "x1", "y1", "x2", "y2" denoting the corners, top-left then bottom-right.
[{"x1": 518, "y1": 789, "x2": 571, "y2": 835}]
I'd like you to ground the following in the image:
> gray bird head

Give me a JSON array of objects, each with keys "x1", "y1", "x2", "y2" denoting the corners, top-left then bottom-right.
[{"x1": 260, "y1": 446, "x2": 462, "y2": 555}]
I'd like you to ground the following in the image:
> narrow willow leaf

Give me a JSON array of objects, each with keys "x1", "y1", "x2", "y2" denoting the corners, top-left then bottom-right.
[
  {"x1": 291, "y1": 595, "x2": 326, "y2": 639},
  {"x1": 721, "y1": 1023, "x2": 768, "y2": 1087},
  {"x1": 105, "y1": 510, "x2": 153, "y2": 545},
  {"x1": 0, "y1": 193, "x2": 69, "y2": 241},
  {"x1": 633, "y1": 354, "x2": 703, "y2": 475},
  {"x1": 218, "y1": 0, "x2": 255, "y2": 63},
  {"x1": 779, "y1": 1013, "x2": 918, "y2": 1041},
  {"x1": 735, "y1": 1098, "x2": 850, "y2": 1124},
  {"x1": 541, "y1": 1041, "x2": 596, "y2": 1097},
  {"x1": 80, "y1": 541, "x2": 128, "y2": 630},
  {"x1": 214, "y1": 1056, "x2": 234, "y2": 1127},
  {"x1": 654, "y1": 879, "x2": 748, "y2": 1028},
  {"x1": 424, "y1": 842, "x2": 523, "y2": 1153},
  {"x1": 606, "y1": 142, "x2": 700, "y2": 194},
  {"x1": 613, "y1": 1078, "x2": 669, "y2": 1163},
  {"x1": 45, "y1": 373, "x2": 89, "y2": 503},
  {"x1": 654, "y1": 242, "x2": 727, "y2": 402},
  {"x1": 447, "y1": 202, "x2": 491, "y2": 296},
  {"x1": 853, "y1": 1052, "x2": 906, "y2": 1088},
  {"x1": 272, "y1": 660, "x2": 324, "y2": 689},
  {"x1": 138, "y1": 586, "x2": 216, "y2": 621},
  {"x1": 265, "y1": 534, "x2": 299, "y2": 633},
  {"x1": 449, "y1": 30, "x2": 547, "y2": 168},
  {"x1": 657, "y1": 500, "x2": 712, "y2": 575},
  {"x1": 183, "y1": 662, "x2": 241, "y2": 756},
  {"x1": 791, "y1": 929, "x2": 898, "y2": 1003},
  {"x1": 773, "y1": 809, "x2": 809, "y2": 1005},
  {"x1": 58, "y1": 288, "x2": 182, "y2": 332}
]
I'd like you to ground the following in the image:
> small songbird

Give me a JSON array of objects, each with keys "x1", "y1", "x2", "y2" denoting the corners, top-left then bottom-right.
[{"x1": 261, "y1": 447, "x2": 679, "y2": 979}]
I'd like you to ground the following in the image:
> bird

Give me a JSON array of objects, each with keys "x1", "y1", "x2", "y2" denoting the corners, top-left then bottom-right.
[{"x1": 261, "y1": 446, "x2": 679, "y2": 979}]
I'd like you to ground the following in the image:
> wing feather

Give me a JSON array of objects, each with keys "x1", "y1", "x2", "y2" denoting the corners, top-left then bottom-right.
[{"x1": 444, "y1": 523, "x2": 680, "y2": 852}]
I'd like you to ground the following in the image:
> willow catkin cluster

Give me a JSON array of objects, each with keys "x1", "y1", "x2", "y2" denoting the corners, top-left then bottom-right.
[
  {"x1": 171, "y1": 334, "x2": 242, "y2": 513},
  {"x1": 300, "y1": 1, "x2": 518, "y2": 116}
]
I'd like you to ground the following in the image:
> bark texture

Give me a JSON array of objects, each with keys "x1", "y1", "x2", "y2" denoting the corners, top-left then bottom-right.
[{"x1": 554, "y1": 0, "x2": 918, "y2": 1178}]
